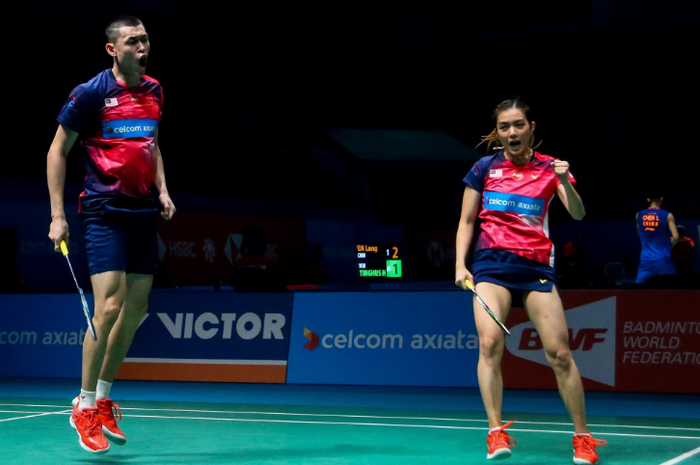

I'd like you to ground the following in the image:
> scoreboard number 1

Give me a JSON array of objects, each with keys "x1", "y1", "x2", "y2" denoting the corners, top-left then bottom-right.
[{"x1": 357, "y1": 244, "x2": 403, "y2": 278}]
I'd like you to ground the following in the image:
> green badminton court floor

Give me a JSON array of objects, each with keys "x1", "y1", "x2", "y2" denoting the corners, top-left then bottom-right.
[{"x1": 1, "y1": 381, "x2": 699, "y2": 465}]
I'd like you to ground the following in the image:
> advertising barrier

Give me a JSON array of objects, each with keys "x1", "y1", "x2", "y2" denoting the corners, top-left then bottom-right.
[
  {"x1": 119, "y1": 291, "x2": 293, "y2": 383},
  {"x1": 0, "y1": 291, "x2": 293, "y2": 383},
  {"x1": 0, "y1": 294, "x2": 86, "y2": 378},
  {"x1": 286, "y1": 291, "x2": 480, "y2": 387},
  {"x1": 1, "y1": 289, "x2": 698, "y2": 392},
  {"x1": 502, "y1": 290, "x2": 700, "y2": 394}
]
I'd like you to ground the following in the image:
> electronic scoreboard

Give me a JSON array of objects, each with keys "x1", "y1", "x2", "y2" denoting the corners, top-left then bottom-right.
[{"x1": 356, "y1": 244, "x2": 403, "y2": 279}]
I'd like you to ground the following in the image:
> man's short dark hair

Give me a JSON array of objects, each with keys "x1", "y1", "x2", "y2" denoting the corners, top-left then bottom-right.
[{"x1": 105, "y1": 15, "x2": 143, "y2": 43}]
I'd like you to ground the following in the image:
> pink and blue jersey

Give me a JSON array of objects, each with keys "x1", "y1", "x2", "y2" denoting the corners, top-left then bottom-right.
[
  {"x1": 57, "y1": 69, "x2": 163, "y2": 210},
  {"x1": 464, "y1": 151, "x2": 576, "y2": 266}
]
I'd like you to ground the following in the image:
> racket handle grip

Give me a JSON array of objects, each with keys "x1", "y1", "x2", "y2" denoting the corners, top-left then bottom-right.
[
  {"x1": 465, "y1": 279, "x2": 475, "y2": 291},
  {"x1": 60, "y1": 240, "x2": 69, "y2": 256}
]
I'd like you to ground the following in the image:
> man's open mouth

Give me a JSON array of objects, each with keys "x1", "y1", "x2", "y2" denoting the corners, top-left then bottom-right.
[{"x1": 139, "y1": 56, "x2": 148, "y2": 69}]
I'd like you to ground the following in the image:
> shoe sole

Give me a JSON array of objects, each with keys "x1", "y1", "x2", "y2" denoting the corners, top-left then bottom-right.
[
  {"x1": 487, "y1": 448, "x2": 512, "y2": 460},
  {"x1": 69, "y1": 415, "x2": 110, "y2": 454},
  {"x1": 103, "y1": 427, "x2": 127, "y2": 446},
  {"x1": 573, "y1": 448, "x2": 597, "y2": 464}
]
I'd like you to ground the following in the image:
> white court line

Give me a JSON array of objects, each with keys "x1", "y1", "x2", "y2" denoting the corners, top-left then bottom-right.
[
  {"x1": 119, "y1": 409, "x2": 700, "y2": 433},
  {"x1": 658, "y1": 445, "x2": 700, "y2": 465},
  {"x1": 115, "y1": 409, "x2": 700, "y2": 433},
  {"x1": 29, "y1": 411, "x2": 688, "y2": 440},
  {"x1": 123, "y1": 357, "x2": 287, "y2": 365},
  {"x1": 0, "y1": 409, "x2": 70, "y2": 423},
  {"x1": 0, "y1": 402, "x2": 74, "y2": 408},
  {"x1": 2, "y1": 403, "x2": 700, "y2": 435},
  {"x1": 3, "y1": 405, "x2": 700, "y2": 465}
]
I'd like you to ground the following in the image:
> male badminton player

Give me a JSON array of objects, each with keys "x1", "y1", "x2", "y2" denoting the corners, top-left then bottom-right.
[
  {"x1": 635, "y1": 194, "x2": 678, "y2": 284},
  {"x1": 454, "y1": 99, "x2": 606, "y2": 464},
  {"x1": 47, "y1": 15, "x2": 176, "y2": 454}
]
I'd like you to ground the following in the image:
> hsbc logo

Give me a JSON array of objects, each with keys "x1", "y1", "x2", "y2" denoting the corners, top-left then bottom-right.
[
  {"x1": 224, "y1": 234, "x2": 243, "y2": 264},
  {"x1": 505, "y1": 297, "x2": 616, "y2": 386}
]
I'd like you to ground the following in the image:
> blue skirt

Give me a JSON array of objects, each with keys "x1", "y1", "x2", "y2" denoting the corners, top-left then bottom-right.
[{"x1": 471, "y1": 249, "x2": 557, "y2": 293}]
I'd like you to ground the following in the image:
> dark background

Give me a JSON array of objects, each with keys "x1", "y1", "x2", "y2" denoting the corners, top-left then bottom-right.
[{"x1": 5, "y1": 0, "x2": 699, "y2": 229}]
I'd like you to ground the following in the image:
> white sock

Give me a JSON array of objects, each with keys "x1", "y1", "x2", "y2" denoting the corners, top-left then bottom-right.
[
  {"x1": 96, "y1": 379, "x2": 113, "y2": 400},
  {"x1": 78, "y1": 389, "x2": 97, "y2": 411}
]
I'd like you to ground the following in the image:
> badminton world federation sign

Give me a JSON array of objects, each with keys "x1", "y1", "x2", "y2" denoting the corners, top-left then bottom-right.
[{"x1": 504, "y1": 296, "x2": 616, "y2": 387}]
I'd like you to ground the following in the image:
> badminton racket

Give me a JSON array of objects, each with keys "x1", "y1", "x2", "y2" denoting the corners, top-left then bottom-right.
[
  {"x1": 60, "y1": 240, "x2": 97, "y2": 341},
  {"x1": 465, "y1": 279, "x2": 511, "y2": 335}
]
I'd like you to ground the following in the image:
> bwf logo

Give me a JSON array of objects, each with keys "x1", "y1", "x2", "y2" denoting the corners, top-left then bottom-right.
[
  {"x1": 519, "y1": 328, "x2": 608, "y2": 351},
  {"x1": 304, "y1": 328, "x2": 319, "y2": 350},
  {"x1": 505, "y1": 297, "x2": 617, "y2": 386}
]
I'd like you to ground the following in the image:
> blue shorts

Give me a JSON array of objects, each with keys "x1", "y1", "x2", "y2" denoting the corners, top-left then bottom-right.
[
  {"x1": 81, "y1": 204, "x2": 159, "y2": 276},
  {"x1": 636, "y1": 258, "x2": 676, "y2": 284},
  {"x1": 472, "y1": 249, "x2": 558, "y2": 294}
]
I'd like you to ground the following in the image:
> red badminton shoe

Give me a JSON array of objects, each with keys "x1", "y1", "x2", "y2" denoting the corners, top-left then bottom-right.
[
  {"x1": 97, "y1": 398, "x2": 127, "y2": 445},
  {"x1": 73, "y1": 395, "x2": 127, "y2": 445},
  {"x1": 573, "y1": 433, "x2": 607, "y2": 464},
  {"x1": 487, "y1": 420, "x2": 517, "y2": 459},
  {"x1": 69, "y1": 403, "x2": 110, "y2": 454}
]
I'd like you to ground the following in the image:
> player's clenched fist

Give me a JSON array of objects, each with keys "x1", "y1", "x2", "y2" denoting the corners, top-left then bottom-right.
[{"x1": 550, "y1": 160, "x2": 571, "y2": 180}]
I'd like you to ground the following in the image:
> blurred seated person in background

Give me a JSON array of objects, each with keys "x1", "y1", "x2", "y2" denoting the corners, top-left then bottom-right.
[
  {"x1": 231, "y1": 226, "x2": 285, "y2": 292},
  {"x1": 560, "y1": 232, "x2": 587, "y2": 283},
  {"x1": 307, "y1": 243, "x2": 328, "y2": 285},
  {"x1": 0, "y1": 227, "x2": 27, "y2": 293},
  {"x1": 671, "y1": 225, "x2": 695, "y2": 276}
]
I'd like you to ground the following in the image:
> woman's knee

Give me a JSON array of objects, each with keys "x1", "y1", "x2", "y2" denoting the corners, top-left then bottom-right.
[
  {"x1": 545, "y1": 345, "x2": 573, "y2": 370},
  {"x1": 479, "y1": 336, "x2": 505, "y2": 361}
]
